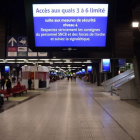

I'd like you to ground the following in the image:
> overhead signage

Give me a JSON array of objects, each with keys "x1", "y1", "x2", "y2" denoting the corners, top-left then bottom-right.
[
  {"x1": 32, "y1": 4, "x2": 108, "y2": 47},
  {"x1": 38, "y1": 52, "x2": 48, "y2": 56},
  {"x1": 28, "y1": 52, "x2": 37, "y2": 57},
  {"x1": 7, "y1": 36, "x2": 49, "y2": 58}
]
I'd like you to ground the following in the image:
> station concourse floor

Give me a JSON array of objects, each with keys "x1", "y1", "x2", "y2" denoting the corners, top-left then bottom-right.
[{"x1": 0, "y1": 79, "x2": 140, "y2": 140}]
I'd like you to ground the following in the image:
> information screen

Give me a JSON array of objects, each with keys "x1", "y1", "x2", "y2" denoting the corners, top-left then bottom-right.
[
  {"x1": 102, "y1": 59, "x2": 111, "y2": 72},
  {"x1": 5, "y1": 66, "x2": 10, "y2": 73},
  {"x1": 82, "y1": 69, "x2": 86, "y2": 74},
  {"x1": 87, "y1": 66, "x2": 92, "y2": 73},
  {"x1": 32, "y1": 4, "x2": 108, "y2": 47}
]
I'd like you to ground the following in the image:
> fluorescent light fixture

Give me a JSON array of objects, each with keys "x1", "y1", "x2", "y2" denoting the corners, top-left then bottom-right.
[
  {"x1": 83, "y1": 62, "x2": 92, "y2": 63},
  {"x1": 132, "y1": 22, "x2": 139, "y2": 27},
  {"x1": 73, "y1": 67, "x2": 77, "y2": 68},
  {"x1": 61, "y1": 67, "x2": 66, "y2": 68},
  {"x1": 68, "y1": 65, "x2": 71, "y2": 66},
  {"x1": 62, "y1": 59, "x2": 71, "y2": 61},
  {"x1": 74, "y1": 62, "x2": 82, "y2": 63},
  {"x1": 6, "y1": 59, "x2": 15, "y2": 60},
  {"x1": 38, "y1": 61, "x2": 44, "y2": 63},
  {"x1": 39, "y1": 65, "x2": 41, "y2": 66},
  {"x1": 17, "y1": 59, "x2": 25, "y2": 60},
  {"x1": 82, "y1": 65, "x2": 85, "y2": 66},
  {"x1": 7, "y1": 62, "x2": 15, "y2": 63},
  {"x1": 64, "y1": 62, "x2": 72, "y2": 63},
  {"x1": 26, "y1": 61, "x2": 34, "y2": 63},
  {"x1": 51, "y1": 59, "x2": 61, "y2": 60},
  {"x1": 17, "y1": 62, "x2": 25, "y2": 63},
  {"x1": 28, "y1": 59, "x2": 38, "y2": 60},
  {"x1": 24, "y1": 65, "x2": 27, "y2": 66},
  {"x1": 54, "y1": 62, "x2": 63, "y2": 63},
  {"x1": 39, "y1": 59, "x2": 50, "y2": 60}
]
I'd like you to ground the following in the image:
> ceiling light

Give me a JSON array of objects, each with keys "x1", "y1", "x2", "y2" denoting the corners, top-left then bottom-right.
[
  {"x1": 7, "y1": 62, "x2": 15, "y2": 63},
  {"x1": 132, "y1": 22, "x2": 139, "y2": 27},
  {"x1": 24, "y1": 65, "x2": 27, "y2": 66},
  {"x1": 17, "y1": 59, "x2": 26, "y2": 60},
  {"x1": 6, "y1": 59, "x2": 15, "y2": 60},
  {"x1": 54, "y1": 62, "x2": 63, "y2": 63},
  {"x1": 82, "y1": 65, "x2": 85, "y2": 66},
  {"x1": 26, "y1": 62, "x2": 34, "y2": 63},
  {"x1": 39, "y1": 59, "x2": 50, "y2": 60},
  {"x1": 64, "y1": 62, "x2": 72, "y2": 63},
  {"x1": 74, "y1": 62, "x2": 82, "y2": 63},
  {"x1": 83, "y1": 62, "x2": 92, "y2": 63},
  {"x1": 28, "y1": 59, "x2": 38, "y2": 60},
  {"x1": 38, "y1": 61, "x2": 44, "y2": 63},
  {"x1": 51, "y1": 59, "x2": 61, "y2": 60},
  {"x1": 39, "y1": 65, "x2": 41, "y2": 66},
  {"x1": 17, "y1": 62, "x2": 25, "y2": 63},
  {"x1": 68, "y1": 65, "x2": 71, "y2": 66}
]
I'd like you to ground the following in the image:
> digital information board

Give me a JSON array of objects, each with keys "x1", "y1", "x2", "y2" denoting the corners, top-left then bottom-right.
[
  {"x1": 87, "y1": 66, "x2": 92, "y2": 73},
  {"x1": 102, "y1": 59, "x2": 111, "y2": 72},
  {"x1": 33, "y1": 4, "x2": 108, "y2": 47}
]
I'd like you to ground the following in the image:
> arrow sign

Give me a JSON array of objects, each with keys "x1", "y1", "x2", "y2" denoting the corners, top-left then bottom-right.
[{"x1": 8, "y1": 37, "x2": 17, "y2": 46}]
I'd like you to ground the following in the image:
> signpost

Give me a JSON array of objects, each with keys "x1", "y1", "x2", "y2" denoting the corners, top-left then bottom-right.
[{"x1": 7, "y1": 36, "x2": 49, "y2": 58}]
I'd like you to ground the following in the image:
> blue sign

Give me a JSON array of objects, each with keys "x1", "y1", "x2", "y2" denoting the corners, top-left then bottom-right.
[
  {"x1": 118, "y1": 59, "x2": 126, "y2": 67},
  {"x1": 5, "y1": 66, "x2": 10, "y2": 73},
  {"x1": 102, "y1": 59, "x2": 111, "y2": 72},
  {"x1": 82, "y1": 69, "x2": 86, "y2": 74},
  {"x1": 87, "y1": 66, "x2": 92, "y2": 73},
  {"x1": 33, "y1": 4, "x2": 108, "y2": 47}
]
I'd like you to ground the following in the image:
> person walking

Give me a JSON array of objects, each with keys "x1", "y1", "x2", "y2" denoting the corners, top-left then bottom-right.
[
  {"x1": 6, "y1": 79, "x2": 11, "y2": 91},
  {"x1": 28, "y1": 78, "x2": 32, "y2": 90},
  {"x1": 1, "y1": 77, "x2": 5, "y2": 90}
]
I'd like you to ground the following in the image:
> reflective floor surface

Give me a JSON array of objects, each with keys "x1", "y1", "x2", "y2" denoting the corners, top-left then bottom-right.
[{"x1": 0, "y1": 78, "x2": 140, "y2": 140}]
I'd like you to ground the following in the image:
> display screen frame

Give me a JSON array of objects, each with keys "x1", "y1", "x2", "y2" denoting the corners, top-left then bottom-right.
[{"x1": 24, "y1": 0, "x2": 115, "y2": 52}]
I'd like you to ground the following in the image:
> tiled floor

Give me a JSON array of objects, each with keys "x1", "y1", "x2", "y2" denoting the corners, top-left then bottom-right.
[{"x1": 0, "y1": 78, "x2": 140, "y2": 140}]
